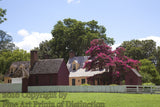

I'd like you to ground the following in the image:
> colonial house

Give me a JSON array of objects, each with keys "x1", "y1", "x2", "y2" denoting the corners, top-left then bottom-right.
[
  {"x1": 4, "y1": 61, "x2": 30, "y2": 83},
  {"x1": 67, "y1": 56, "x2": 107, "y2": 85},
  {"x1": 22, "y1": 51, "x2": 69, "y2": 92},
  {"x1": 67, "y1": 52, "x2": 142, "y2": 86}
]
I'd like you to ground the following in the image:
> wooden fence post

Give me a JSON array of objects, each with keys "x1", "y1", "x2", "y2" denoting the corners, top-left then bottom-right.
[
  {"x1": 136, "y1": 85, "x2": 139, "y2": 93},
  {"x1": 150, "y1": 86, "x2": 153, "y2": 94}
]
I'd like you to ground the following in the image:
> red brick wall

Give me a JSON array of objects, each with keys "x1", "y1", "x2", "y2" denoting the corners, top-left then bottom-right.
[
  {"x1": 87, "y1": 72, "x2": 112, "y2": 85},
  {"x1": 30, "y1": 51, "x2": 38, "y2": 69},
  {"x1": 57, "y1": 60, "x2": 69, "y2": 85},
  {"x1": 125, "y1": 70, "x2": 142, "y2": 85},
  {"x1": 28, "y1": 74, "x2": 58, "y2": 86}
]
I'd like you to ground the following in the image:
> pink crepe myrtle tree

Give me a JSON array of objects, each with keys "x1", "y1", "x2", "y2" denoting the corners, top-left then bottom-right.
[{"x1": 84, "y1": 39, "x2": 141, "y2": 84}]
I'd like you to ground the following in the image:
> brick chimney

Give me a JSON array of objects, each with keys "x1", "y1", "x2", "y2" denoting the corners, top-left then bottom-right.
[
  {"x1": 30, "y1": 50, "x2": 38, "y2": 70},
  {"x1": 69, "y1": 51, "x2": 75, "y2": 58},
  {"x1": 44, "y1": 54, "x2": 50, "y2": 59}
]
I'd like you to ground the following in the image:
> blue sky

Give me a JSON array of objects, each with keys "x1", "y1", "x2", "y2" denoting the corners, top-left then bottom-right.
[{"x1": 0, "y1": 0, "x2": 160, "y2": 51}]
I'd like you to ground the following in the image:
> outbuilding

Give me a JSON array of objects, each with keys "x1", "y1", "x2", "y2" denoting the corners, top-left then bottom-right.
[{"x1": 22, "y1": 51, "x2": 69, "y2": 92}]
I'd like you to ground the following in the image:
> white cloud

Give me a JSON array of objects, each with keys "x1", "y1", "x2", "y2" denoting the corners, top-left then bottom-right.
[
  {"x1": 67, "y1": 0, "x2": 74, "y2": 4},
  {"x1": 17, "y1": 29, "x2": 29, "y2": 37},
  {"x1": 111, "y1": 43, "x2": 121, "y2": 50},
  {"x1": 139, "y1": 36, "x2": 160, "y2": 47},
  {"x1": 76, "y1": 0, "x2": 80, "y2": 3},
  {"x1": 67, "y1": 0, "x2": 80, "y2": 4},
  {"x1": 15, "y1": 29, "x2": 52, "y2": 52}
]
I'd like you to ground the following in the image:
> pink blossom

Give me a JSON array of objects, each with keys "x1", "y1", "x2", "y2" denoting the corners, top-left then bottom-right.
[{"x1": 84, "y1": 39, "x2": 141, "y2": 74}]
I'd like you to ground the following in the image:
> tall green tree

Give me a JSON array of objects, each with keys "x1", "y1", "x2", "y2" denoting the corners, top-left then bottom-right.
[
  {"x1": 0, "y1": 5, "x2": 7, "y2": 24},
  {"x1": 0, "y1": 30, "x2": 15, "y2": 51},
  {"x1": 34, "y1": 40, "x2": 54, "y2": 59},
  {"x1": 121, "y1": 39, "x2": 156, "y2": 61},
  {"x1": 156, "y1": 46, "x2": 160, "y2": 73},
  {"x1": 0, "y1": 49, "x2": 30, "y2": 74},
  {"x1": 37, "y1": 18, "x2": 115, "y2": 60},
  {"x1": 139, "y1": 59, "x2": 160, "y2": 85}
]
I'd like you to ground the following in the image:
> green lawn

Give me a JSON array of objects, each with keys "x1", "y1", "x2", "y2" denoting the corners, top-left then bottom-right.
[{"x1": 0, "y1": 93, "x2": 160, "y2": 107}]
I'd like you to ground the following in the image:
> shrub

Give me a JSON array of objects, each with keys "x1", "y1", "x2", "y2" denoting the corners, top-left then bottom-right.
[
  {"x1": 142, "y1": 82, "x2": 155, "y2": 86},
  {"x1": 0, "y1": 73, "x2": 4, "y2": 81},
  {"x1": 109, "y1": 84, "x2": 118, "y2": 86},
  {"x1": 81, "y1": 84, "x2": 90, "y2": 86},
  {"x1": 121, "y1": 80, "x2": 125, "y2": 85}
]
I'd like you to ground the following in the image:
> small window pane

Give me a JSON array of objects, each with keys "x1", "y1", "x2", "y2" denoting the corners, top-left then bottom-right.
[
  {"x1": 72, "y1": 79, "x2": 75, "y2": 85},
  {"x1": 73, "y1": 64, "x2": 76, "y2": 70},
  {"x1": 81, "y1": 79, "x2": 85, "y2": 84}
]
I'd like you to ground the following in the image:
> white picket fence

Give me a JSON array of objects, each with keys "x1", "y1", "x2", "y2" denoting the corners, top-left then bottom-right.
[
  {"x1": 126, "y1": 85, "x2": 160, "y2": 94},
  {"x1": 0, "y1": 83, "x2": 22, "y2": 92},
  {"x1": 28, "y1": 85, "x2": 126, "y2": 93},
  {"x1": 0, "y1": 84, "x2": 160, "y2": 94}
]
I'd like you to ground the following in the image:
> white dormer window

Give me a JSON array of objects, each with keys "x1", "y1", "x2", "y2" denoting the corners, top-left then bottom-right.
[
  {"x1": 10, "y1": 66, "x2": 15, "y2": 74},
  {"x1": 73, "y1": 64, "x2": 76, "y2": 70},
  {"x1": 11, "y1": 68, "x2": 13, "y2": 74},
  {"x1": 72, "y1": 60, "x2": 80, "y2": 71}
]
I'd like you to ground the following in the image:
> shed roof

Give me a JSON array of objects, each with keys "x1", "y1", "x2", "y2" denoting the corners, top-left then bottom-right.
[
  {"x1": 131, "y1": 68, "x2": 142, "y2": 77},
  {"x1": 30, "y1": 58, "x2": 64, "y2": 74}
]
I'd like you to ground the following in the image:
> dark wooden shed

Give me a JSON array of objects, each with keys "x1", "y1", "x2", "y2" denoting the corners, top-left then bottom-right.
[
  {"x1": 22, "y1": 51, "x2": 69, "y2": 92},
  {"x1": 28, "y1": 59, "x2": 69, "y2": 86},
  {"x1": 125, "y1": 69, "x2": 142, "y2": 85}
]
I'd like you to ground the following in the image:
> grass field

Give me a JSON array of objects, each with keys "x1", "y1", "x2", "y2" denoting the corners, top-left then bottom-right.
[{"x1": 0, "y1": 92, "x2": 160, "y2": 107}]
